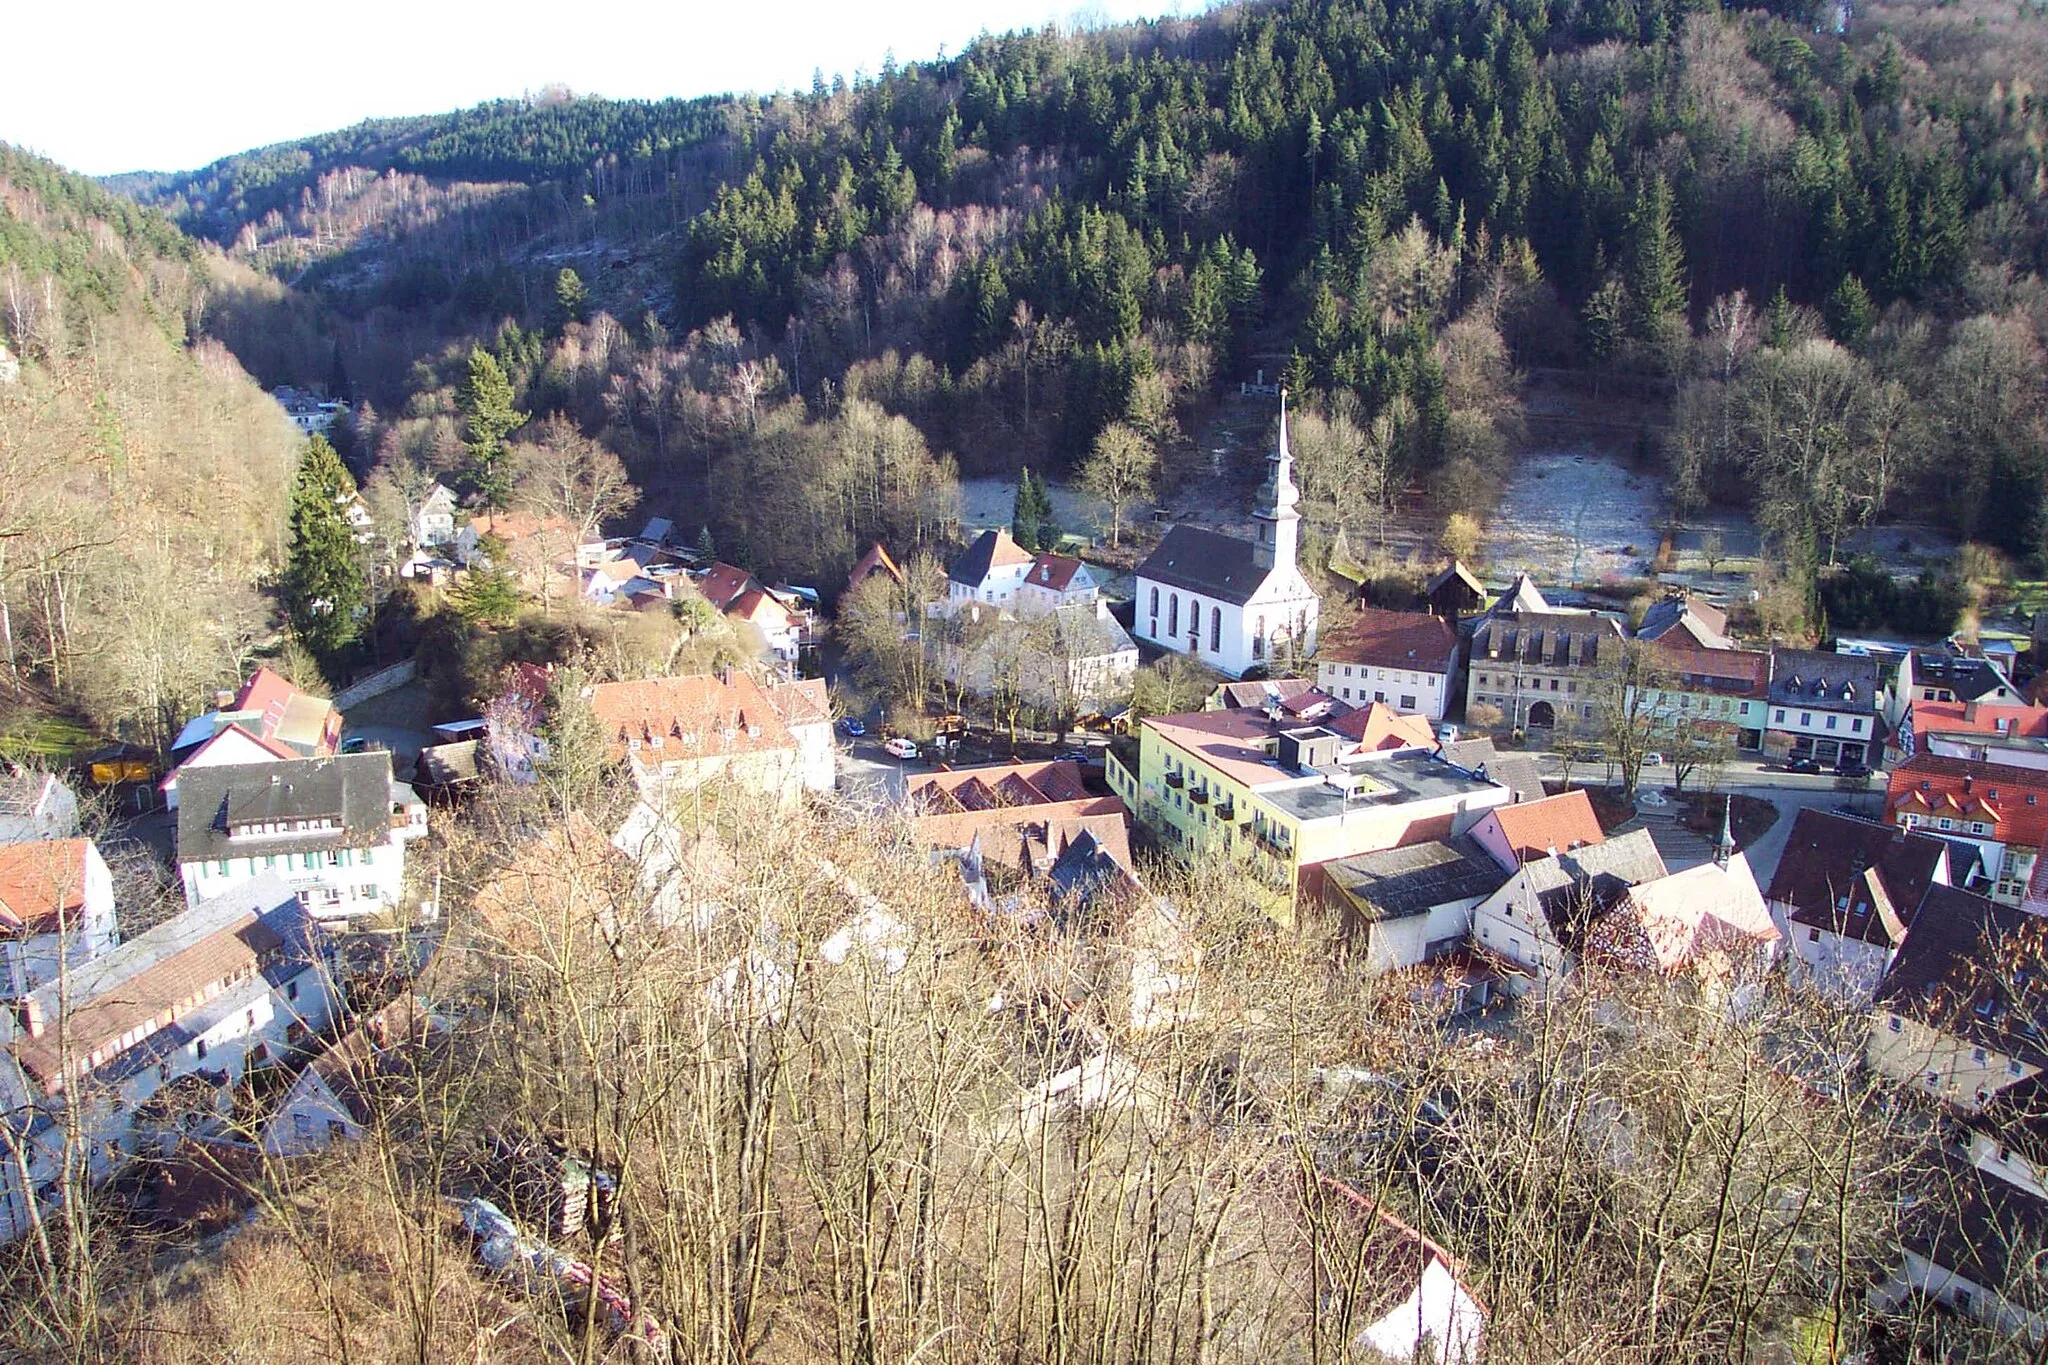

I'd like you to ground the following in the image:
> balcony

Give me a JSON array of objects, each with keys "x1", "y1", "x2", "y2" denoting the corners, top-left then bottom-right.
[
  {"x1": 1189, "y1": 787, "x2": 1209, "y2": 805},
  {"x1": 1250, "y1": 826, "x2": 1292, "y2": 859},
  {"x1": 1165, "y1": 771, "x2": 1184, "y2": 789},
  {"x1": 1215, "y1": 799, "x2": 1235, "y2": 821}
]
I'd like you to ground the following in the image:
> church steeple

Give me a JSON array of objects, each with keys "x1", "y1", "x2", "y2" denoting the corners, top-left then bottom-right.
[{"x1": 1252, "y1": 390, "x2": 1301, "y2": 572}]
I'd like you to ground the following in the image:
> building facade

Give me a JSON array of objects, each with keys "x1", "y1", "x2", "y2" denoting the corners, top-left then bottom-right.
[
  {"x1": 176, "y1": 754, "x2": 428, "y2": 919},
  {"x1": 1132, "y1": 400, "x2": 1319, "y2": 678},
  {"x1": 1315, "y1": 608, "x2": 1462, "y2": 721}
]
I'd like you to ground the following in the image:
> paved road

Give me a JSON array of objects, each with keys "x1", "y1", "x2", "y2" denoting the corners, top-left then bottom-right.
[{"x1": 1531, "y1": 751, "x2": 1883, "y2": 887}]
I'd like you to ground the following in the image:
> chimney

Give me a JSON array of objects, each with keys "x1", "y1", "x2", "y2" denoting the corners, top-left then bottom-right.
[
  {"x1": 19, "y1": 995, "x2": 45, "y2": 1040},
  {"x1": 215, "y1": 690, "x2": 235, "y2": 709}
]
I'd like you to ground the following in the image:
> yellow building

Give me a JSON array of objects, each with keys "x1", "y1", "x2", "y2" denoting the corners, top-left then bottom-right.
[{"x1": 1106, "y1": 708, "x2": 1511, "y2": 914}]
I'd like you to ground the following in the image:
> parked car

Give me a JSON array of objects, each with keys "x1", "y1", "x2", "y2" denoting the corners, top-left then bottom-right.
[
  {"x1": 1642, "y1": 751, "x2": 1665, "y2": 768},
  {"x1": 1436, "y1": 724, "x2": 1460, "y2": 745},
  {"x1": 1055, "y1": 748, "x2": 1096, "y2": 764},
  {"x1": 837, "y1": 717, "x2": 867, "y2": 738},
  {"x1": 883, "y1": 737, "x2": 919, "y2": 760},
  {"x1": 1783, "y1": 757, "x2": 1821, "y2": 775},
  {"x1": 339, "y1": 736, "x2": 378, "y2": 755}
]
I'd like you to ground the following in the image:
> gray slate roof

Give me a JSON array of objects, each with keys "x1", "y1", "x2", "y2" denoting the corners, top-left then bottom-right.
[
  {"x1": 1765, "y1": 809, "x2": 1948, "y2": 945},
  {"x1": 1768, "y1": 647, "x2": 1879, "y2": 712},
  {"x1": 1323, "y1": 835, "x2": 1509, "y2": 922},
  {"x1": 1874, "y1": 883, "x2": 2048, "y2": 1067},
  {"x1": 178, "y1": 753, "x2": 398, "y2": 863},
  {"x1": 1136, "y1": 525, "x2": 1269, "y2": 606},
  {"x1": 1439, "y1": 738, "x2": 1545, "y2": 803},
  {"x1": 1515, "y1": 828, "x2": 1669, "y2": 930}
]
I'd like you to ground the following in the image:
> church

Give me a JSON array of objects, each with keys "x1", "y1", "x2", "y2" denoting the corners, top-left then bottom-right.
[{"x1": 1132, "y1": 397, "x2": 1320, "y2": 679}]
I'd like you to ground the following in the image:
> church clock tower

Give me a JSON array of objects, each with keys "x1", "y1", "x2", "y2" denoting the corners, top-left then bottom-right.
[{"x1": 1252, "y1": 391, "x2": 1301, "y2": 573}]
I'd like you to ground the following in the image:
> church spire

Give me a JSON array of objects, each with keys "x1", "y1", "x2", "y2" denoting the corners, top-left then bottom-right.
[{"x1": 1253, "y1": 390, "x2": 1300, "y2": 572}]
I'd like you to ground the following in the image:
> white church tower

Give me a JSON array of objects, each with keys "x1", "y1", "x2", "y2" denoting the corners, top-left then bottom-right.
[{"x1": 1131, "y1": 393, "x2": 1321, "y2": 678}]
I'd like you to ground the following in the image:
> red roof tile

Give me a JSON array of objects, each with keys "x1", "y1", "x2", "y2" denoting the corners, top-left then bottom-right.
[
  {"x1": 0, "y1": 838, "x2": 90, "y2": 933},
  {"x1": 1328, "y1": 702, "x2": 1438, "y2": 753},
  {"x1": 586, "y1": 674, "x2": 796, "y2": 765},
  {"x1": 1477, "y1": 791, "x2": 1605, "y2": 865},
  {"x1": 1027, "y1": 553, "x2": 1088, "y2": 592},
  {"x1": 1910, "y1": 700, "x2": 2048, "y2": 745},
  {"x1": 1887, "y1": 753, "x2": 2048, "y2": 850},
  {"x1": 1317, "y1": 607, "x2": 1458, "y2": 673}
]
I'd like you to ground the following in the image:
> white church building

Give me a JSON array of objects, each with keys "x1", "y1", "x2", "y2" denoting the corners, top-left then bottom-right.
[{"x1": 1133, "y1": 397, "x2": 1320, "y2": 678}]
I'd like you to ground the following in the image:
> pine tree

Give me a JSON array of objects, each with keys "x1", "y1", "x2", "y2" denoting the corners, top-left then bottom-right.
[
  {"x1": 1012, "y1": 467, "x2": 1054, "y2": 550},
  {"x1": 1766, "y1": 284, "x2": 1796, "y2": 349},
  {"x1": 283, "y1": 435, "x2": 366, "y2": 664},
  {"x1": 458, "y1": 346, "x2": 524, "y2": 511},
  {"x1": 1825, "y1": 274, "x2": 1875, "y2": 345},
  {"x1": 1626, "y1": 173, "x2": 1687, "y2": 335},
  {"x1": 554, "y1": 267, "x2": 589, "y2": 328},
  {"x1": 537, "y1": 664, "x2": 608, "y2": 811}
]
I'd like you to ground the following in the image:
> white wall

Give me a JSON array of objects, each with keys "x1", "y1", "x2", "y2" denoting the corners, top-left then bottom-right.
[
  {"x1": 0, "y1": 842, "x2": 118, "y2": 996},
  {"x1": 182, "y1": 838, "x2": 407, "y2": 920},
  {"x1": 1786, "y1": 921, "x2": 1892, "y2": 1003},
  {"x1": 1362, "y1": 897, "x2": 1485, "y2": 974},
  {"x1": 1355, "y1": 1254, "x2": 1485, "y2": 1365},
  {"x1": 1319, "y1": 661, "x2": 1451, "y2": 721},
  {"x1": 263, "y1": 1068, "x2": 363, "y2": 1156}
]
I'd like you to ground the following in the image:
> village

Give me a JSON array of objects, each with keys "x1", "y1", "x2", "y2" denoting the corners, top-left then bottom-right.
[{"x1": 0, "y1": 392, "x2": 2046, "y2": 1356}]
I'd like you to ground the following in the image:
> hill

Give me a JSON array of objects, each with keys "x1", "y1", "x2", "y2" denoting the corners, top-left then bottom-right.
[
  {"x1": 0, "y1": 143, "x2": 304, "y2": 752},
  {"x1": 114, "y1": 0, "x2": 2048, "y2": 618}
]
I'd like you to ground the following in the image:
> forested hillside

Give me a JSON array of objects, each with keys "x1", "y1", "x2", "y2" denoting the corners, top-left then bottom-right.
[
  {"x1": 114, "y1": 0, "x2": 2047, "y2": 623},
  {"x1": 0, "y1": 146, "x2": 302, "y2": 750}
]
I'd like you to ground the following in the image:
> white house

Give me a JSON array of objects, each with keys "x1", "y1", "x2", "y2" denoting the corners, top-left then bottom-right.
[
  {"x1": 262, "y1": 995, "x2": 440, "y2": 1156},
  {"x1": 0, "y1": 838, "x2": 119, "y2": 996},
  {"x1": 1318, "y1": 837, "x2": 1509, "y2": 976},
  {"x1": 1765, "y1": 809, "x2": 1952, "y2": 1001},
  {"x1": 1765, "y1": 647, "x2": 1881, "y2": 770},
  {"x1": 1133, "y1": 398, "x2": 1319, "y2": 679},
  {"x1": 0, "y1": 874, "x2": 338, "y2": 1244},
  {"x1": 0, "y1": 771, "x2": 79, "y2": 847},
  {"x1": 412, "y1": 483, "x2": 458, "y2": 547},
  {"x1": 1470, "y1": 829, "x2": 1668, "y2": 991},
  {"x1": 946, "y1": 529, "x2": 1039, "y2": 609},
  {"x1": 175, "y1": 754, "x2": 428, "y2": 920},
  {"x1": 1316, "y1": 607, "x2": 1462, "y2": 721},
  {"x1": 1014, "y1": 553, "x2": 1100, "y2": 617}
]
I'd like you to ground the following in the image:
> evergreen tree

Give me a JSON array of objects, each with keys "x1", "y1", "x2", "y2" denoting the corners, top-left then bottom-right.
[
  {"x1": 1825, "y1": 274, "x2": 1875, "y2": 345},
  {"x1": 448, "y1": 560, "x2": 524, "y2": 627},
  {"x1": 1012, "y1": 467, "x2": 1053, "y2": 549},
  {"x1": 458, "y1": 346, "x2": 524, "y2": 511},
  {"x1": 537, "y1": 664, "x2": 608, "y2": 811},
  {"x1": 1626, "y1": 173, "x2": 1687, "y2": 335},
  {"x1": 1766, "y1": 285, "x2": 1796, "y2": 349},
  {"x1": 553, "y1": 267, "x2": 589, "y2": 327},
  {"x1": 283, "y1": 435, "x2": 366, "y2": 663}
]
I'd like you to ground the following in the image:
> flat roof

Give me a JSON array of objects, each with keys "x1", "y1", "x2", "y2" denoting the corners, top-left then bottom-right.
[{"x1": 1258, "y1": 750, "x2": 1503, "y2": 824}]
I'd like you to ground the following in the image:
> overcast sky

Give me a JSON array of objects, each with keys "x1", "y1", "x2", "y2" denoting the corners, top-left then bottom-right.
[{"x1": 9, "y1": 0, "x2": 1193, "y2": 177}]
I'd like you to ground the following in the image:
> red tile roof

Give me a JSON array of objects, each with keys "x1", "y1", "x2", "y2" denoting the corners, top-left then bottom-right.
[
  {"x1": 0, "y1": 839, "x2": 90, "y2": 933},
  {"x1": 907, "y1": 761, "x2": 1131, "y2": 871},
  {"x1": 1477, "y1": 791, "x2": 1605, "y2": 865},
  {"x1": 1027, "y1": 553, "x2": 1088, "y2": 592},
  {"x1": 1329, "y1": 702, "x2": 1438, "y2": 753},
  {"x1": 696, "y1": 563, "x2": 756, "y2": 612},
  {"x1": 847, "y1": 543, "x2": 904, "y2": 595},
  {"x1": 1887, "y1": 753, "x2": 2048, "y2": 850},
  {"x1": 1650, "y1": 643, "x2": 1769, "y2": 697},
  {"x1": 1318, "y1": 607, "x2": 1458, "y2": 673},
  {"x1": 1910, "y1": 700, "x2": 2048, "y2": 746},
  {"x1": 586, "y1": 674, "x2": 796, "y2": 765}
]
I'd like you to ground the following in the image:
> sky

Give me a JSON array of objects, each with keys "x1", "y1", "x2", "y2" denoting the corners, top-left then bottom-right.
[{"x1": 8, "y1": 0, "x2": 1195, "y2": 177}]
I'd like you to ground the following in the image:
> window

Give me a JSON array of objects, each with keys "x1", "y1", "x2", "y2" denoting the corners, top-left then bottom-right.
[
  {"x1": 1807, "y1": 926, "x2": 1820, "y2": 942},
  {"x1": 1887, "y1": 1014, "x2": 1902, "y2": 1032},
  {"x1": 1400, "y1": 696, "x2": 1416, "y2": 710},
  {"x1": 1148, "y1": 587, "x2": 1158, "y2": 617},
  {"x1": 360, "y1": 849, "x2": 373, "y2": 865},
  {"x1": 286, "y1": 980, "x2": 298, "y2": 1001},
  {"x1": 1826, "y1": 714, "x2": 1838, "y2": 730},
  {"x1": 195, "y1": 1040, "x2": 208, "y2": 1061},
  {"x1": 1852, "y1": 718, "x2": 1864, "y2": 732},
  {"x1": 247, "y1": 1008, "x2": 258, "y2": 1028},
  {"x1": 295, "y1": 1113, "x2": 315, "y2": 1139},
  {"x1": 1210, "y1": 606, "x2": 1221, "y2": 652},
  {"x1": 1973, "y1": 1047, "x2": 1989, "y2": 1066},
  {"x1": 359, "y1": 885, "x2": 378, "y2": 901},
  {"x1": 1168, "y1": 594, "x2": 1179, "y2": 636},
  {"x1": 2012, "y1": 1059, "x2": 2026, "y2": 1077},
  {"x1": 1800, "y1": 712, "x2": 1812, "y2": 726},
  {"x1": 1774, "y1": 709, "x2": 1785, "y2": 723},
  {"x1": 1375, "y1": 691, "x2": 1386, "y2": 703}
]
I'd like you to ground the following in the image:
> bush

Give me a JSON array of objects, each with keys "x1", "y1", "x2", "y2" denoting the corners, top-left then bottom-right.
[{"x1": 1819, "y1": 557, "x2": 1964, "y2": 637}]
